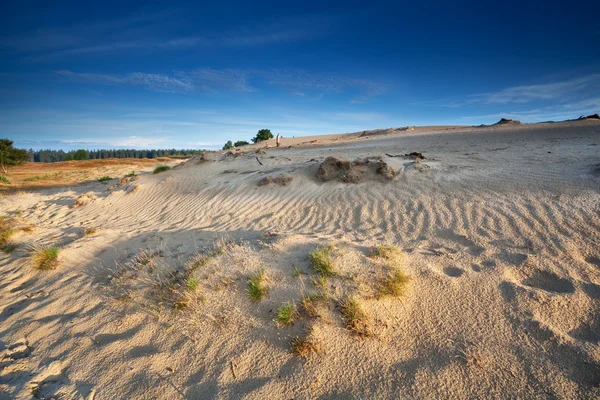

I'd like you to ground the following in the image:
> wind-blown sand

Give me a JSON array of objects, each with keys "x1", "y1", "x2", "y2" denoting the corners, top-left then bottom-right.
[{"x1": 1, "y1": 120, "x2": 599, "y2": 399}]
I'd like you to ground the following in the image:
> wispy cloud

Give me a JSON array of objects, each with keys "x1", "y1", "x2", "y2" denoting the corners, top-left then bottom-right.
[
  {"x1": 62, "y1": 135, "x2": 169, "y2": 148},
  {"x1": 55, "y1": 68, "x2": 386, "y2": 101},
  {"x1": 470, "y1": 74, "x2": 600, "y2": 104}
]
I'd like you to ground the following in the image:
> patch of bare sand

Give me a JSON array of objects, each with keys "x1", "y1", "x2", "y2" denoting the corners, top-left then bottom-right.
[{"x1": 1, "y1": 120, "x2": 600, "y2": 399}]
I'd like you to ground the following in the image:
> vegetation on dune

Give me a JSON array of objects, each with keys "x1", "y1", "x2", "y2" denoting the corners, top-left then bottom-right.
[
  {"x1": 309, "y1": 245, "x2": 336, "y2": 277},
  {"x1": 31, "y1": 246, "x2": 60, "y2": 270},
  {"x1": 153, "y1": 165, "x2": 171, "y2": 174},
  {"x1": 0, "y1": 139, "x2": 28, "y2": 174},
  {"x1": 0, "y1": 175, "x2": 10, "y2": 184},
  {"x1": 234, "y1": 141, "x2": 249, "y2": 147},
  {"x1": 251, "y1": 129, "x2": 273, "y2": 143},
  {"x1": 378, "y1": 268, "x2": 410, "y2": 298},
  {"x1": 97, "y1": 176, "x2": 112, "y2": 182},
  {"x1": 247, "y1": 270, "x2": 267, "y2": 301},
  {"x1": 222, "y1": 140, "x2": 234, "y2": 150},
  {"x1": 275, "y1": 302, "x2": 298, "y2": 327},
  {"x1": 339, "y1": 296, "x2": 372, "y2": 337}
]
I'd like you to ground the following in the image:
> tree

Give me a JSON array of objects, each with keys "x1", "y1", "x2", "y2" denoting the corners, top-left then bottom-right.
[
  {"x1": 72, "y1": 149, "x2": 89, "y2": 160},
  {"x1": 0, "y1": 139, "x2": 28, "y2": 174},
  {"x1": 222, "y1": 140, "x2": 233, "y2": 150},
  {"x1": 234, "y1": 140, "x2": 249, "y2": 147},
  {"x1": 251, "y1": 129, "x2": 273, "y2": 143}
]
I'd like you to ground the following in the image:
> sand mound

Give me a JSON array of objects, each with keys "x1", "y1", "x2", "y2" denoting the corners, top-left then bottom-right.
[
  {"x1": 258, "y1": 175, "x2": 293, "y2": 186},
  {"x1": 316, "y1": 157, "x2": 396, "y2": 183}
]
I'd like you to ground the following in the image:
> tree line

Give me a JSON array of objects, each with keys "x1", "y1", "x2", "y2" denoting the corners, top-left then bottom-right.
[{"x1": 27, "y1": 148, "x2": 204, "y2": 163}]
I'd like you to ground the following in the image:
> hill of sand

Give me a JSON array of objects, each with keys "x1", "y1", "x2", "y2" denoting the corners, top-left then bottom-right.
[{"x1": 1, "y1": 120, "x2": 600, "y2": 399}]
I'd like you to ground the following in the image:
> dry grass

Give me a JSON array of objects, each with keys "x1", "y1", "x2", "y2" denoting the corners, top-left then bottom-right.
[
  {"x1": 309, "y1": 245, "x2": 336, "y2": 277},
  {"x1": 275, "y1": 302, "x2": 298, "y2": 327},
  {"x1": 300, "y1": 293, "x2": 328, "y2": 318},
  {"x1": 339, "y1": 296, "x2": 372, "y2": 337},
  {"x1": 31, "y1": 246, "x2": 60, "y2": 270},
  {"x1": 378, "y1": 267, "x2": 410, "y2": 298},
  {"x1": 291, "y1": 335, "x2": 321, "y2": 358},
  {"x1": 247, "y1": 270, "x2": 267, "y2": 301},
  {"x1": 258, "y1": 175, "x2": 293, "y2": 186},
  {"x1": 84, "y1": 227, "x2": 98, "y2": 236},
  {"x1": 370, "y1": 244, "x2": 405, "y2": 264}
]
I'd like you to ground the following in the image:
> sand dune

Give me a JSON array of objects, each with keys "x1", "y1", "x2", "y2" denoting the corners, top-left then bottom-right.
[{"x1": 1, "y1": 120, "x2": 600, "y2": 399}]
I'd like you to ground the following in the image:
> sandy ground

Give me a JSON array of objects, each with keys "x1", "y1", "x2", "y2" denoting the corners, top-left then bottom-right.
[
  {"x1": 0, "y1": 158, "x2": 181, "y2": 192},
  {"x1": 1, "y1": 120, "x2": 599, "y2": 399}
]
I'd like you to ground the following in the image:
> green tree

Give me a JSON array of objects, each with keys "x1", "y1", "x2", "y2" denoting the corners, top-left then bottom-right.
[
  {"x1": 234, "y1": 140, "x2": 249, "y2": 147},
  {"x1": 0, "y1": 139, "x2": 28, "y2": 174},
  {"x1": 251, "y1": 129, "x2": 273, "y2": 143},
  {"x1": 222, "y1": 140, "x2": 233, "y2": 150}
]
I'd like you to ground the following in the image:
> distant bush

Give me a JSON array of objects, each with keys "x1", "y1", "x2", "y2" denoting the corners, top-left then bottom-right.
[
  {"x1": 153, "y1": 165, "x2": 171, "y2": 174},
  {"x1": 0, "y1": 175, "x2": 10, "y2": 184},
  {"x1": 234, "y1": 141, "x2": 249, "y2": 147},
  {"x1": 251, "y1": 129, "x2": 273, "y2": 143},
  {"x1": 97, "y1": 176, "x2": 112, "y2": 182},
  {"x1": 222, "y1": 141, "x2": 233, "y2": 150}
]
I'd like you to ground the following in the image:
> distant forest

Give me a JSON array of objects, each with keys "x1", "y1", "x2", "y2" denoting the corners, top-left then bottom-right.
[{"x1": 27, "y1": 148, "x2": 204, "y2": 163}]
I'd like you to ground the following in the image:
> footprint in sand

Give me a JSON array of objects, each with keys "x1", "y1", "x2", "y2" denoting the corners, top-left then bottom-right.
[
  {"x1": 443, "y1": 266, "x2": 464, "y2": 277},
  {"x1": 521, "y1": 270, "x2": 575, "y2": 294}
]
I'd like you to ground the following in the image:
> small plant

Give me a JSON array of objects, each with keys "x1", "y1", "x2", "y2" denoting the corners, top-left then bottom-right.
[
  {"x1": 247, "y1": 270, "x2": 267, "y2": 301},
  {"x1": 31, "y1": 246, "x2": 60, "y2": 270},
  {"x1": 291, "y1": 336, "x2": 320, "y2": 358},
  {"x1": 97, "y1": 176, "x2": 112, "y2": 182},
  {"x1": 378, "y1": 268, "x2": 410, "y2": 298},
  {"x1": 174, "y1": 299, "x2": 189, "y2": 311},
  {"x1": 0, "y1": 175, "x2": 10, "y2": 184},
  {"x1": 275, "y1": 302, "x2": 298, "y2": 327},
  {"x1": 125, "y1": 171, "x2": 136, "y2": 177},
  {"x1": 84, "y1": 228, "x2": 97, "y2": 236},
  {"x1": 308, "y1": 245, "x2": 335, "y2": 277},
  {"x1": 310, "y1": 275, "x2": 328, "y2": 290},
  {"x1": 186, "y1": 277, "x2": 199, "y2": 291},
  {"x1": 293, "y1": 266, "x2": 302, "y2": 278},
  {"x1": 339, "y1": 297, "x2": 372, "y2": 337},
  {"x1": 153, "y1": 165, "x2": 171, "y2": 174},
  {"x1": 370, "y1": 244, "x2": 405, "y2": 264},
  {"x1": 2, "y1": 243, "x2": 17, "y2": 253},
  {"x1": 301, "y1": 293, "x2": 327, "y2": 318}
]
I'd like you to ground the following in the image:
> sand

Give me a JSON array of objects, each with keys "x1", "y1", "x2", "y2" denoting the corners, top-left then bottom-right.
[{"x1": 1, "y1": 120, "x2": 599, "y2": 399}]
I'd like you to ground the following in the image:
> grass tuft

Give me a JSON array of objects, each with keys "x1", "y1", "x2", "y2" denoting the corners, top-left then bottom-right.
[
  {"x1": 378, "y1": 268, "x2": 410, "y2": 298},
  {"x1": 247, "y1": 270, "x2": 267, "y2": 301},
  {"x1": 84, "y1": 227, "x2": 97, "y2": 236},
  {"x1": 0, "y1": 175, "x2": 10, "y2": 184},
  {"x1": 125, "y1": 171, "x2": 137, "y2": 177},
  {"x1": 185, "y1": 277, "x2": 199, "y2": 291},
  {"x1": 275, "y1": 302, "x2": 298, "y2": 327},
  {"x1": 153, "y1": 165, "x2": 171, "y2": 174},
  {"x1": 300, "y1": 293, "x2": 327, "y2": 318},
  {"x1": 339, "y1": 296, "x2": 372, "y2": 337},
  {"x1": 308, "y1": 245, "x2": 335, "y2": 277},
  {"x1": 291, "y1": 336, "x2": 320, "y2": 358},
  {"x1": 31, "y1": 246, "x2": 60, "y2": 270},
  {"x1": 370, "y1": 244, "x2": 404, "y2": 262},
  {"x1": 97, "y1": 176, "x2": 112, "y2": 182}
]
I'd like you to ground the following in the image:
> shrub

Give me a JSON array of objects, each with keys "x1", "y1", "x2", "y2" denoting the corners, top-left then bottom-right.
[
  {"x1": 97, "y1": 176, "x2": 112, "y2": 182},
  {"x1": 0, "y1": 175, "x2": 10, "y2": 184},
  {"x1": 251, "y1": 129, "x2": 273, "y2": 143},
  {"x1": 153, "y1": 165, "x2": 171, "y2": 174},
  {"x1": 31, "y1": 246, "x2": 60, "y2": 270},
  {"x1": 247, "y1": 270, "x2": 267, "y2": 301},
  {"x1": 234, "y1": 141, "x2": 249, "y2": 147},
  {"x1": 275, "y1": 302, "x2": 298, "y2": 327},
  {"x1": 222, "y1": 141, "x2": 233, "y2": 150},
  {"x1": 308, "y1": 245, "x2": 335, "y2": 277}
]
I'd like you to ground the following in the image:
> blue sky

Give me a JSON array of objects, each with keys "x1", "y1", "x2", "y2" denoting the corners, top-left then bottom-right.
[{"x1": 1, "y1": 0, "x2": 599, "y2": 150}]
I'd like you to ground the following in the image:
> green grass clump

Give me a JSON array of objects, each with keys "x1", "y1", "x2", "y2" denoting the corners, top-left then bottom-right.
[
  {"x1": 23, "y1": 173, "x2": 56, "y2": 182},
  {"x1": 153, "y1": 165, "x2": 171, "y2": 174},
  {"x1": 247, "y1": 270, "x2": 267, "y2": 301},
  {"x1": 186, "y1": 277, "x2": 199, "y2": 291},
  {"x1": 339, "y1": 297, "x2": 372, "y2": 337},
  {"x1": 97, "y1": 176, "x2": 112, "y2": 182},
  {"x1": 0, "y1": 175, "x2": 10, "y2": 184},
  {"x1": 125, "y1": 171, "x2": 136, "y2": 177},
  {"x1": 378, "y1": 268, "x2": 410, "y2": 298},
  {"x1": 308, "y1": 245, "x2": 335, "y2": 277},
  {"x1": 275, "y1": 302, "x2": 298, "y2": 327},
  {"x1": 32, "y1": 246, "x2": 60, "y2": 270}
]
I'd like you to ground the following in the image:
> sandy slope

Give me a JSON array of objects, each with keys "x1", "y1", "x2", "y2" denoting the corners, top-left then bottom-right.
[{"x1": 1, "y1": 120, "x2": 600, "y2": 399}]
